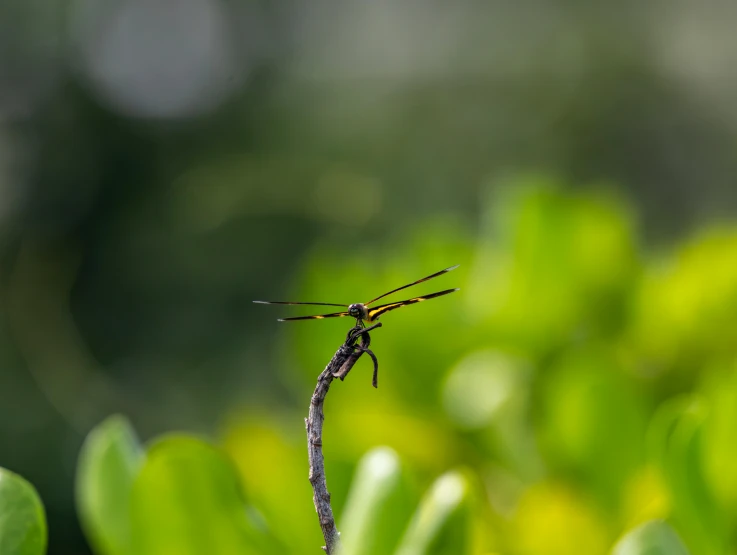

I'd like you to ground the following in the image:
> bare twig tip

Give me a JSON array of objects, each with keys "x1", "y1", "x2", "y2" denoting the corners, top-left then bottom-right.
[{"x1": 307, "y1": 323, "x2": 380, "y2": 553}]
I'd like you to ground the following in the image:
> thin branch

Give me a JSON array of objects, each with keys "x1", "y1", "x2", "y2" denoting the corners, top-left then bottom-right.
[{"x1": 305, "y1": 322, "x2": 382, "y2": 554}]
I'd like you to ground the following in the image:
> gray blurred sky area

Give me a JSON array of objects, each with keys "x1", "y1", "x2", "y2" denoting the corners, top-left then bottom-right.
[{"x1": 1, "y1": 0, "x2": 736, "y2": 240}]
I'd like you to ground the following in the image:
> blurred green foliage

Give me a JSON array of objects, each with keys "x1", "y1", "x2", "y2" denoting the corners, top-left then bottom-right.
[
  {"x1": 612, "y1": 520, "x2": 691, "y2": 555},
  {"x1": 72, "y1": 416, "x2": 475, "y2": 555},
  {"x1": 2, "y1": 181, "x2": 736, "y2": 555},
  {"x1": 0, "y1": 467, "x2": 47, "y2": 555},
  {"x1": 76, "y1": 416, "x2": 142, "y2": 555},
  {"x1": 233, "y1": 181, "x2": 735, "y2": 554}
]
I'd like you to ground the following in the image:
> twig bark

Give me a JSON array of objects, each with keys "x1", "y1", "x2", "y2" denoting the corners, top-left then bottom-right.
[{"x1": 306, "y1": 323, "x2": 382, "y2": 554}]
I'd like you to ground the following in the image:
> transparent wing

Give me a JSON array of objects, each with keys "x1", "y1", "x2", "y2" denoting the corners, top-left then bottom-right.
[
  {"x1": 365, "y1": 265, "x2": 459, "y2": 306},
  {"x1": 277, "y1": 311, "x2": 352, "y2": 322},
  {"x1": 367, "y1": 288, "x2": 459, "y2": 319},
  {"x1": 253, "y1": 300, "x2": 347, "y2": 308}
]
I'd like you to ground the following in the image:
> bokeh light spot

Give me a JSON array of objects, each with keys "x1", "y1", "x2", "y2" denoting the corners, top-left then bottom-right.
[
  {"x1": 69, "y1": 0, "x2": 242, "y2": 118},
  {"x1": 442, "y1": 350, "x2": 526, "y2": 430}
]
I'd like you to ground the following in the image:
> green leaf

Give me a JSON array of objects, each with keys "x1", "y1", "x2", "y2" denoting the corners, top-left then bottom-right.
[
  {"x1": 700, "y1": 367, "x2": 737, "y2": 519},
  {"x1": 222, "y1": 419, "x2": 324, "y2": 552},
  {"x1": 648, "y1": 397, "x2": 727, "y2": 555},
  {"x1": 76, "y1": 414, "x2": 144, "y2": 555},
  {"x1": 394, "y1": 470, "x2": 473, "y2": 555},
  {"x1": 0, "y1": 467, "x2": 47, "y2": 555},
  {"x1": 338, "y1": 447, "x2": 412, "y2": 555},
  {"x1": 612, "y1": 520, "x2": 691, "y2": 555},
  {"x1": 129, "y1": 435, "x2": 270, "y2": 555}
]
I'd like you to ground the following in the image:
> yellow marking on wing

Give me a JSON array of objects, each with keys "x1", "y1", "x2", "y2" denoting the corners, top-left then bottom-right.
[
  {"x1": 368, "y1": 301, "x2": 410, "y2": 320},
  {"x1": 364, "y1": 265, "x2": 459, "y2": 306},
  {"x1": 367, "y1": 288, "x2": 459, "y2": 321},
  {"x1": 278, "y1": 311, "x2": 351, "y2": 321}
]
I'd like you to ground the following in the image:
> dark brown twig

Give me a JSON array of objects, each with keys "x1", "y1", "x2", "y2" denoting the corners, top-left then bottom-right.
[{"x1": 305, "y1": 322, "x2": 381, "y2": 553}]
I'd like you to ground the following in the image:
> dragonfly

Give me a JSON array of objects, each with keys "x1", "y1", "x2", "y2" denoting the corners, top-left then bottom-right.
[{"x1": 254, "y1": 265, "x2": 459, "y2": 326}]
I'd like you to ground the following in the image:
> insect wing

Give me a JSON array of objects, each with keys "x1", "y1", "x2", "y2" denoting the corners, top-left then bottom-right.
[
  {"x1": 253, "y1": 300, "x2": 347, "y2": 308},
  {"x1": 364, "y1": 265, "x2": 459, "y2": 306},
  {"x1": 367, "y1": 288, "x2": 459, "y2": 319},
  {"x1": 278, "y1": 311, "x2": 351, "y2": 322}
]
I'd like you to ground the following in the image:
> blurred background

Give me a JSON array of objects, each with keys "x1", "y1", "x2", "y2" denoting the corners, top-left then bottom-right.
[{"x1": 1, "y1": 0, "x2": 737, "y2": 553}]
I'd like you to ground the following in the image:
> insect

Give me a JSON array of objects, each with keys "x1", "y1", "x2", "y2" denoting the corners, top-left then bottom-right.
[{"x1": 254, "y1": 265, "x2": 459, "y2": 326}]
